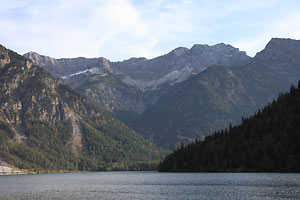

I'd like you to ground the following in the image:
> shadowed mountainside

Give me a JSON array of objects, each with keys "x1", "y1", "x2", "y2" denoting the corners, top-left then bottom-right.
[
  {"x1": 159, "y1": 82, "x2": 300, "y2": 172},
  {"x1": 133, "y1": 38, "x2": 300, "y2": 149}
]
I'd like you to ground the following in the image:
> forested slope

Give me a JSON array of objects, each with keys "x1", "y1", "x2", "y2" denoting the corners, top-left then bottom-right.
[
  {"x1": 159, "y1": 82, "x2": 300, "y2": 172},
  {"x1": 0, "y1": 44, "x2": 166, "y2": 172}
]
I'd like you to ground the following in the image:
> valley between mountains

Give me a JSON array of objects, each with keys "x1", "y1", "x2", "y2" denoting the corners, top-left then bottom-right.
[
  {"x1": 25, "y1": 38, "x2": 300, "y2": 149},
  {"x1": 1, "y1": 38, "x2": 300, "y2": 172}
]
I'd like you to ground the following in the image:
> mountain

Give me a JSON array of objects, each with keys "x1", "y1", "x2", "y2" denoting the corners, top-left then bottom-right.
[
  {"x1": 0, "y1": 44, "x2": 165, "y2": 172},
  {"x1": 112, "y1": 43, "x2": 250, "y2": 90},
  {"x1": 158, "y1": 82, "x2": 300, "y2": 172},
  {"x1": 21, "y1": 53, "x2": 111, "y2": 80},
  {"x1": 61, "y1": 70, "x2": 143, "y2": 123},
  {"x1": 24, "y1": 38, "x2": 300, "y2": 150},
  {"x1": 24, "y1": 43, "x2": 250, "y2": 117},
  {"x1": 133, "y1": 38, "x2": 300, "y2": 149}
]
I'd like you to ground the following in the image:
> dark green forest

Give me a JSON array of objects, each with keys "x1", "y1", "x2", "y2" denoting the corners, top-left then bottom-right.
[
  {"x1": 0, "y1": 118, "x2": 163, "y2": 172},
  {"x1": 159, "y1": 82, "x2": 300, "y2": 172}
]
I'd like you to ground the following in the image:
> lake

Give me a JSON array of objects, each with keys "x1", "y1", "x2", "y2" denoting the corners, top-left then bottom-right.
[{"x1": 0, "y1": 172, "x2": 300, "y2": 199}]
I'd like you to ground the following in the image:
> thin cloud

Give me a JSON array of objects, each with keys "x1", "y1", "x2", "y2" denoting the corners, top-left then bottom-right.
[
  {"x1": 232, "y1": 13, "x2": 300, "y2": 56},
  {"x1": 0, "y1": 0, "x2": 299, "y2": 60}
]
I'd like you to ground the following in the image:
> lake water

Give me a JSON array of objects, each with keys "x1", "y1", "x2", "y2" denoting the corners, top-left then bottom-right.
[{"x1": 0, "y1": 172, "x2": 300, "y2": 200}]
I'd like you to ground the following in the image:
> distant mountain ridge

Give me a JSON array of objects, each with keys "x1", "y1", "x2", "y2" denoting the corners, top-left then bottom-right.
[
  {"x1": 24, "y1": 43, "x2": 250, "y2": 116},
  {"x1": 25, "y1": 43, "x2": 249, "y2": 87}
]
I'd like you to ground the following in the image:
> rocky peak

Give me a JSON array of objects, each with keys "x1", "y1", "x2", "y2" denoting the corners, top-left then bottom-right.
[
  {"x1": 254, "y1": 38, "x2": 300, "y2": 62},
  {"x1": 23, "y1": 51, "x2": 57, "y2": 67},
  {"x1": 23, "y1": 42, "x2": 251, "y2": 116},
  {"x1": 267, "y1": 38, "x2": 300, "y2": 48},
  {"x1": 101, "y1": 57, "x2": 113, "y2": 72},
  {"x1": 119, "y1": 57, "x2": 147, "y2": 65},
  {"x1": 24, "y1": 53, "x2": 112, "y2": 79},
  {"x1": 191, "y1": 42, "x2": 247, "y2": 56},
  {"x1": 170, "y1": 47, "x2": 189, "y2": 57},
  {"x1": 0, "y1": 47, "x2": 10, "y2": 68}
]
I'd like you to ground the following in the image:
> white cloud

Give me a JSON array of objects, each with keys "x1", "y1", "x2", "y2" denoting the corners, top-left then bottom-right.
[
  {"x1": 232, "y1": 13, "x2": 300, "y2": 56},
  {"x1": 0, "y1": 0, "x2": 299, "y2": 60},
  {"x1": 0, "y1": 0, "x2": 152, "y2": 60}
]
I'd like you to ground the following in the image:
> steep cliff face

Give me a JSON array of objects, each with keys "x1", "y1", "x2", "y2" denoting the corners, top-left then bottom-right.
[
  {"x1": 1, "y1": 48, "x2": 60, "y2": 128},
  {"x1": 0, "y1": 45, "x2": 165, "y2": 171}
]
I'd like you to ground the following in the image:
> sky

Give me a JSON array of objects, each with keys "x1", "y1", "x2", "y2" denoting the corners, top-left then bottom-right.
[{"x1": 0, "y1": 0, "x2": 300, "y2": 61}]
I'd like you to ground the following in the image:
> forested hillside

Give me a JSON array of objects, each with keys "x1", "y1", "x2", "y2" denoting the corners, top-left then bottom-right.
[
  {"x1": 159, "y1": 82, "x2": 300, "y2": 172},
  {"x1": 0, "y1": 44, "x2": 166, "y2": 172}
]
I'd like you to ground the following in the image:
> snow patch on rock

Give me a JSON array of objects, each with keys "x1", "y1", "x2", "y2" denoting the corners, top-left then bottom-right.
[
  {"x1": 61, "y1": 67, "x2": 101, "y2": 79},
  {"x1": 123, "y1": 64, "x2": 194, "y2": 91}
]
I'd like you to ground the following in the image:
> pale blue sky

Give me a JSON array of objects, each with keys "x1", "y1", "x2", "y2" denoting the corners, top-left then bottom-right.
[{"x1": 0, "y1": 0, "x2": 300, "y2": 61}]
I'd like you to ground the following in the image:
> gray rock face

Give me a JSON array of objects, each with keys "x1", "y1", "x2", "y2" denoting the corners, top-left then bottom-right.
[
  {"x1": 1, "y1": 44, "x2": 165, "y2": 171},
  {"x1": 112, "y1": 43, "x2": 250, "y2": 90},
  {"x1": 24, "y1": 52, "x2": 112, "y2": 79},
  {"x1": 0, "y1": 47, "x2": 10, "y2": 67},
  {"x1": 24, "y1": 43, "x2": 250, "y2": 115},
  {"x1": 1, "y1": 45, "x2": 72, "y2": 137}
]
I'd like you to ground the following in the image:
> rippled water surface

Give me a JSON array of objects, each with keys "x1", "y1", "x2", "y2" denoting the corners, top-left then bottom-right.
[{"x1": 1, "y1": 172, "x2": 300, "y2": 199}]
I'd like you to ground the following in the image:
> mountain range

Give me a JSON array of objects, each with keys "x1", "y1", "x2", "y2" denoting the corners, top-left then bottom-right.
[
  {"x1": 2, "y1": 37, "x2": 300, "y2": 173},
  {"x1": 0, "y1": 44, "x2": 165, "y2": 172},
  {"x1": 133, "y1": 38, "x2": 300, "y2": 148},
  {"x1": 25, "y1": 38, "x2": 300, "y2": 149},
  {"x1": 24, "y1": 43, "x2": 249, "y2": 117}
]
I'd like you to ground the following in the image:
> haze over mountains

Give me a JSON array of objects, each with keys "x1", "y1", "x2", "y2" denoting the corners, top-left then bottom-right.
[{"x1": 24, "y1": 38, "x2": 300, "y2": 150}]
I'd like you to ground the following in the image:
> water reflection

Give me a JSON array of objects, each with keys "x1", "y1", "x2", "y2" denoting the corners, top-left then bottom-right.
[{"x1": 0, "y1": 172, "x2": 300, "y2": 200}]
